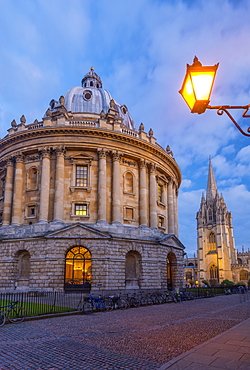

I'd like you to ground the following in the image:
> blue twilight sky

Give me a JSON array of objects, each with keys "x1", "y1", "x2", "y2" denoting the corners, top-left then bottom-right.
[{"x1": 0, "y1": 0, "x2": 250, "y2": 256}]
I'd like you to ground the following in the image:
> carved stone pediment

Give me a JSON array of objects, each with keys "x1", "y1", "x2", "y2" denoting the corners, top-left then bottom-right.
[
  {"x1": 159, "y1": 234, "x2": 185, "y2": 249},
  {"x1": 68, "y1": 152, "x2": 94, "y2": 161},
  {"x1": 46, "y1": 223, "x2": 110, "y2": 239}
]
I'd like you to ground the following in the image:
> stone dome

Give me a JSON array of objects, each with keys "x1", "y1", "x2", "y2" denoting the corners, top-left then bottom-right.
[{"x1": 64, "y1": 68, "x2": 136, "y2": 130}]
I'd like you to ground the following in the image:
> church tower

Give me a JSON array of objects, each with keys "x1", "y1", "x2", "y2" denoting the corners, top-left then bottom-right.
[{"x1": 196, "y1": 159, "x2": 237, "y2": 285}]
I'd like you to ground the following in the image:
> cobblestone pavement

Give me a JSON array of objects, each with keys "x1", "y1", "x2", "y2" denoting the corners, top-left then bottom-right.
[{"x1": 0, "y1": 294, "x2": 249, "y2": 369}]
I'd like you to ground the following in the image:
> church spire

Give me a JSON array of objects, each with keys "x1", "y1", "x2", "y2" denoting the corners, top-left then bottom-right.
[{"x1": 206, "y1": 159, "x2": 217, "y2": 201}]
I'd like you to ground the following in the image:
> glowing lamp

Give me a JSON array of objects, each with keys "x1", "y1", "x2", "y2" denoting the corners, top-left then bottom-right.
[{"x1": 179, "y1": 56, "x2": 219, "y2": 114}]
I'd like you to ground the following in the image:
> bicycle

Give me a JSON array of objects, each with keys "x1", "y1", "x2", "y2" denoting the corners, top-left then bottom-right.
[
  {"x1": 110, "y1": 293, "x2": 129, "y2": 310},
  {"x1": 83, "y1": 295, "x2": 113, "y2": 314},
  {"x1": 126, "y1": 293, "x2": 140, "y2": 308},
  {"x1": 0, "y1": 301, "x2": 27, "y2": 327}
]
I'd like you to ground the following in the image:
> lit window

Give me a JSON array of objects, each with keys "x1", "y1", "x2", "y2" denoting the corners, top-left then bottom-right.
[
  {"x1": 76, "y1": 165, "x2": 88, "y2": 187},
  {"x1": 158, "y1": 184, "x2": 163, "y2": 203},
  {"x1": 208, "y1": 232, "x2": 216, "y2": 251},
  {"x1": 158, "y1": 216, "x2": 164, "y2": 228},
  {"x1": 75, "y1": 204, "x2": 88, "y2": 216},
  {"x1": 240, "y1": 270, "x2": 248, "y2": 281}
]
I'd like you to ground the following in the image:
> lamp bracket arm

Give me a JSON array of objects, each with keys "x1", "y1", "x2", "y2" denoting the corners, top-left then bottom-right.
[{"x1": 207, "y1": 104, "x2": 250, "y2": 137}]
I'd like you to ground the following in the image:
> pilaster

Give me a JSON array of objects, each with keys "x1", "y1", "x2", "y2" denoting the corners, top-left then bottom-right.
[
  {"x1": 97, "y1": 149, "x2": 107, "y2": 222},
  {"x1": 2, "y1": 158, "x2": 14, "y2": 226},
  {"x1": 12, "y1": 154, "x2": 24, "y2": 225},
  {"x1": 53, "y1": 147, "x2": 65, "y2": 222},
  {"x1": 139, "y1": 159, "x2": 147, "y2": 226},
  {"x1": 39, "y1": 147, "x2": 51, "y2": 223},
  {"x1": 112, "y1": 151, "x2": 122, "y2": 223},
  {"x1": 149, "y1": 163, "x2": 157, "y2": 228}
]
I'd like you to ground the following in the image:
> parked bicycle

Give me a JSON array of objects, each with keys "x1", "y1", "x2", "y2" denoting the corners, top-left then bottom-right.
[
  {"x1": 83, "y1": 295, "x2": 113, "y2": 314},
  {"x1": 0, "y1": 301, "x2": 27, "y2": 327},
  {"x1": 110, "y1": 293, "x2": 129, "y2": 310},
  {"x1": 126, "y1": 293, "x2": 140, "y2": 308}
]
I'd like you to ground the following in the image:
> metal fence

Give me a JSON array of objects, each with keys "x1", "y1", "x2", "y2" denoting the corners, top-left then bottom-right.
[
  {"x1": 0, "y1": 291, "x2": 88, "y2": 317},
  {"x1": 0, "y1": 286, "x2": 248, "y2": 318}
]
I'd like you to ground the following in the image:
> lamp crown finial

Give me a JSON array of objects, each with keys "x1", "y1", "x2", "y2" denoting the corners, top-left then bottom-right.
[{"x1": 192, "y1": 56, "x2": 202, "y2": 67}]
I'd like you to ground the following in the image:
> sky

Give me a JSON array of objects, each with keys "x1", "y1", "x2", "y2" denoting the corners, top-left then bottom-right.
[{"x1": 0, "y1": 0, "x2": 249, "y2": 256}]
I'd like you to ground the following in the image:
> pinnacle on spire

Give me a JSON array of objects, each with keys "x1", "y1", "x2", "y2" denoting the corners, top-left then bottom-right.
[{"x1": 206, "y1": 159, "x2": 218, "y2": 201}]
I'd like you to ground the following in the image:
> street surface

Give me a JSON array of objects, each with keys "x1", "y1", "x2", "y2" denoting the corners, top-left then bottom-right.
[{"x1": 0, "y1": 293, "x2": 249, "y2": 369}]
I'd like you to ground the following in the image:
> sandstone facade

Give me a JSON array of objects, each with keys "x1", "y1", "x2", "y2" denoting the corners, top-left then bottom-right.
[{"x1": 0, "y1": 69, "x2": 184, "y2": 292}]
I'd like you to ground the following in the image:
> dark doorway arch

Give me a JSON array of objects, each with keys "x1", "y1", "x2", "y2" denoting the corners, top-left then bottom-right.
[
  {"x1": 166, "y1": 252, "x2": 177, "y2": 290},
  {"x1": 65, "y1": 246, "x2": 92, "y2": 292},
  {"x1": 125, "y1": 251, "x2": 141, "y2": 289}
]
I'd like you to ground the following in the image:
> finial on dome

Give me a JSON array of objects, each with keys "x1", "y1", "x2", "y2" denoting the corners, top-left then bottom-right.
[{"x1": 91, "y1": 67, "x2": 94, "y2": 71}]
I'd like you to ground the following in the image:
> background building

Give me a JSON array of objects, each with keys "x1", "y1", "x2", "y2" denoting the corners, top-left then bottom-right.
[
  {"x1": 184, "y1": 160, "x2": 249, "y2": 286},
  {"x1": 0, "y1": 68, "x2": 184, "y2": 292}
]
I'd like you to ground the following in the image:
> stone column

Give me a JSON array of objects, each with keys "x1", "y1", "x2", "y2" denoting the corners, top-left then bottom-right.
[
  {"x1": 139, "y1": 159, "x2": 147, "y2": 226},
  {"x1": 167, "y1": 179, "x2": 175, "y2": 234},
  {"x1": 2, "y1": 158, "x2": 14, "y2": 226},
  {"x1": 97, "y1": 149, "x2": 107, "y2": 222},
  {"x1": 39, "y1": 148, "x2": 51, "y2": 223},
  {"x1": 112, "y1": 151, "x2": 121, "y2": 223},
  {"x1": 149, "y1": 163, "x2": 157, "y2": 228},
  {"x1": 12, "y1": 154, "x2": 24, "y2": 225},
  {"x1": 174, "y1": 186, "x2": 179, "y2": 237},
  {"x1": 53, "y1": 147, "x2": 65, "y2": 222},
  {"x1": 163, "y1": 181, "x2": 168, "y2": 231}
]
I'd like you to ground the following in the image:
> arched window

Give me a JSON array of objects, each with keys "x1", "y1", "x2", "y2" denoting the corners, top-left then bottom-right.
[
  {"x1": 208, "y1": 232, "x2": 216, "y2": 251},
  {"x1": 65, "y1": 246, "x2": 92, "y2": 289},
  {"x1": 125, "y1": 251, "x2": 141, "y2": 288},
  {"x1": 208, "y1": 208, "x2": 213, "y2": 221},
  {"x1": 186, "y1": 271, "x2": 192, "y2": 281},
  {"x1": 27, "y1": 167, "x2": 38, "y2": 190},
  {"x1": 240, "y1": 270, "x2": 248, "y2": 281},
  {"x1": 210, "y1": 264, "x2": 218, "y2": 281},
  {"x1": 90, "y1": 81, "x2": 93, "y2": 86},
  {"x1": 123, "y1": 171, "x2": 134, "y2": 194},
  {"x1": 237, "y1": 258, "x2": 242, "y2": 265}
]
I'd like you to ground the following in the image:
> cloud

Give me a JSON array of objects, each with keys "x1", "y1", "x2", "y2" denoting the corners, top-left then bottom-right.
[
  {"x1": 0, "y1": 0, "x2": 249, "y2": 255},
  {"x1": 236, "y1": 145, "x2": 250, "y2": 164},
  {"x1": 180, "y1": 179, "x2": 193, "y2": 189}
]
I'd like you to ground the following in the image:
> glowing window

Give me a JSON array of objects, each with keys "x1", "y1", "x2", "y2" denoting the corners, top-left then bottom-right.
[
  {"x1": 76, "y1": 165, "x2": 88, "y2": 187},
  {"x1": 240, "y1": 270, "x2": 248, "y2": 281},
  {"x1": 75, "y1": 204, "x2": 88, "y2": 216},
  {"x1": 158, "y1": 216, "x2": 164, "y2": 228}
]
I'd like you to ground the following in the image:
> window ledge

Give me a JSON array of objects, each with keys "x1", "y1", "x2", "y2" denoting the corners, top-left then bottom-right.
[
  {"x1": 158, "y1": 226, "x2": 166, "y2": 231},
  {"x1": 26, "y1": 188, "x2": 39, "y2": 192},
  {"x1": 157, "y1": 201, "x2": 166, "y2": 208},
  {"x1": 70, "y1": 214, "x2": 90, "y2": 218},
  {"x1": 70, "y1": 186, "x2": 92, "y2": 193},
  {"x1": 123, "y1": 191, "x2": 135, "y2": 196}
]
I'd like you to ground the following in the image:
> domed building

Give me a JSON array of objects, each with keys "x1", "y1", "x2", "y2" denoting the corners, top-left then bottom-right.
[{"x1": 0, "y1": 68, "x2": 184, "y2": 292}]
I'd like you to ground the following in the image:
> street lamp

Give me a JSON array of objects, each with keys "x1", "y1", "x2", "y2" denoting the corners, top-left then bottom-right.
[{"x1": 179, "y1": 56, "x2": 250, "y2": 137}]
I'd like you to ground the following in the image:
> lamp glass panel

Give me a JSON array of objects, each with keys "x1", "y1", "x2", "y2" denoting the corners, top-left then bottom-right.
[
  {"x1": 182, "y1": 74, "x2": 196, "y2": 110},
  {"x1": 190, "y1": 71, "x2": 215, "y2": 100}
]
